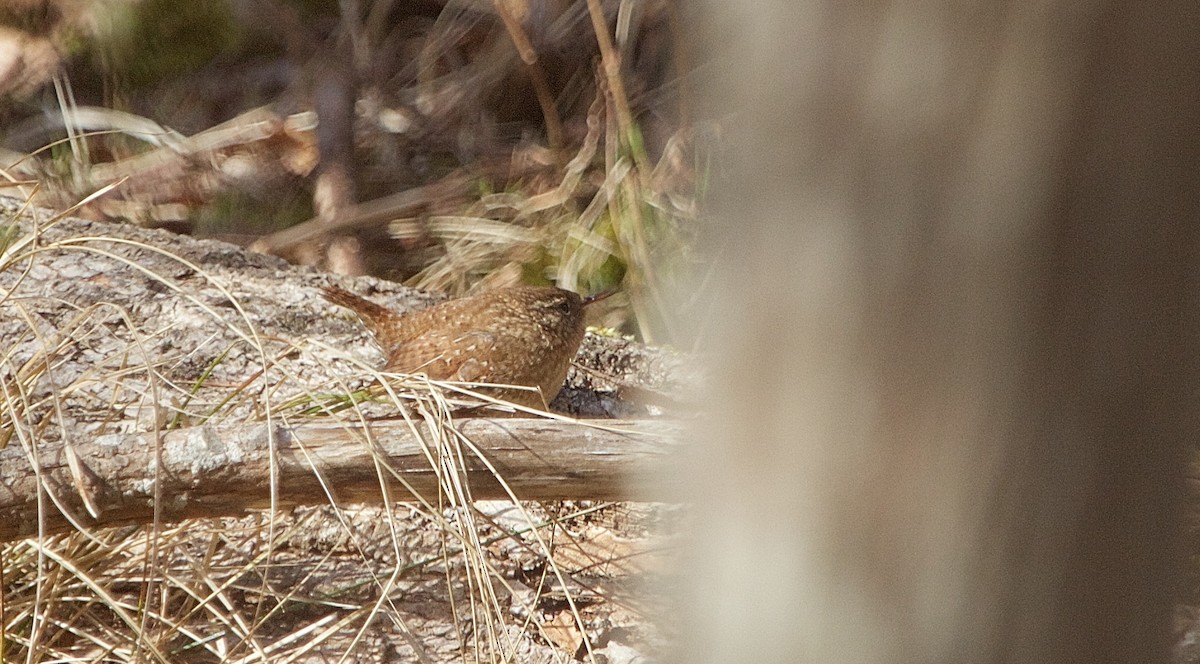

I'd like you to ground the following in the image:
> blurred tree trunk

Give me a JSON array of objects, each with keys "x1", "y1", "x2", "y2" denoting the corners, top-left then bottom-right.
[{"x1": 684, "y1": 2, "x2": 1198, "y2": 663}]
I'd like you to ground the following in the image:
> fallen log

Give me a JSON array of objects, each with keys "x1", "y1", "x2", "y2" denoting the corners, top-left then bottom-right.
[{"x1": 0, "y1": 417, "x2": 679, "y2": 541}]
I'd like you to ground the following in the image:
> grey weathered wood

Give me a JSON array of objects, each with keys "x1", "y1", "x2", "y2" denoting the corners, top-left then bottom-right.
[
  {"x1": 0, "y1": 417, "x2": 679, "y2": 541},
  {"x1": 0, "y1": 196, "x2": 690, "y2": 543}
]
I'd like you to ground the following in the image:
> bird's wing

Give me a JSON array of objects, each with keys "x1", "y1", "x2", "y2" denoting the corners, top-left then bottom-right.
[{"x1": 390, "y1": 330, "x2": 498, "y2": 381}]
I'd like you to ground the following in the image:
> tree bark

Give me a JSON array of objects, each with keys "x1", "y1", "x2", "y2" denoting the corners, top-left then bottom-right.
[{"x1": 0, "y1": 418, "x2": 678, "y2": 541}]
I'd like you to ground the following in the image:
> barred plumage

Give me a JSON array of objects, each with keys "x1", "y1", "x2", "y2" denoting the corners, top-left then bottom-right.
[{"x1": 322, "y1": 285, "x2": 587, "y2": 407}]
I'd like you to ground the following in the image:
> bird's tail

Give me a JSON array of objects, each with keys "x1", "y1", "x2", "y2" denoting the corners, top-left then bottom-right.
[{"x1": 320, "y1": 285, "x2": 394, "y2": 336}]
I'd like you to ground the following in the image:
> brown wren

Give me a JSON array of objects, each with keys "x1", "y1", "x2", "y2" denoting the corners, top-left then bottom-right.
[{"x1": 322, "y1": 284, "x2": 601, "y2": 408}]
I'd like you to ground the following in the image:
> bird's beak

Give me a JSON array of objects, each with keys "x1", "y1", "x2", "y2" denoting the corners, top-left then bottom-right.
[{"x1": 584, "y1": 289, "x2": 617, "y2": 306}]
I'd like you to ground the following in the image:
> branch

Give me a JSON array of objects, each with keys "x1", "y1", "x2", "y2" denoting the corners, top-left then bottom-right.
[
  {"x1": 0, "y1": 418, "x2": 679, "y2": 541},
  {"x1": 248, "y1": 173, "x2": 471, "y2": 255}
]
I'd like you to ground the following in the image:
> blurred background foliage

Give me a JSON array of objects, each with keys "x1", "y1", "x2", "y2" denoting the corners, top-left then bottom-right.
[{"x1": 0, "y1": 0, "x2": 709, "y2": 343}]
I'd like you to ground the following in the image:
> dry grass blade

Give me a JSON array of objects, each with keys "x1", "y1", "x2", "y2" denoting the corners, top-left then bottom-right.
[
  {"x1": 2, "y1": 183, "x2": 674, "y2": 661},
  {"x1": 0, "y1": 193, "x2": 282, "y2": 661}
]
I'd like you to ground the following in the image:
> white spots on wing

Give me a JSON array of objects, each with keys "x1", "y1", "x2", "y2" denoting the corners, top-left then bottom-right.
[{"x1": 457, "y1": 358, "x2": 489, "y2": 382}]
